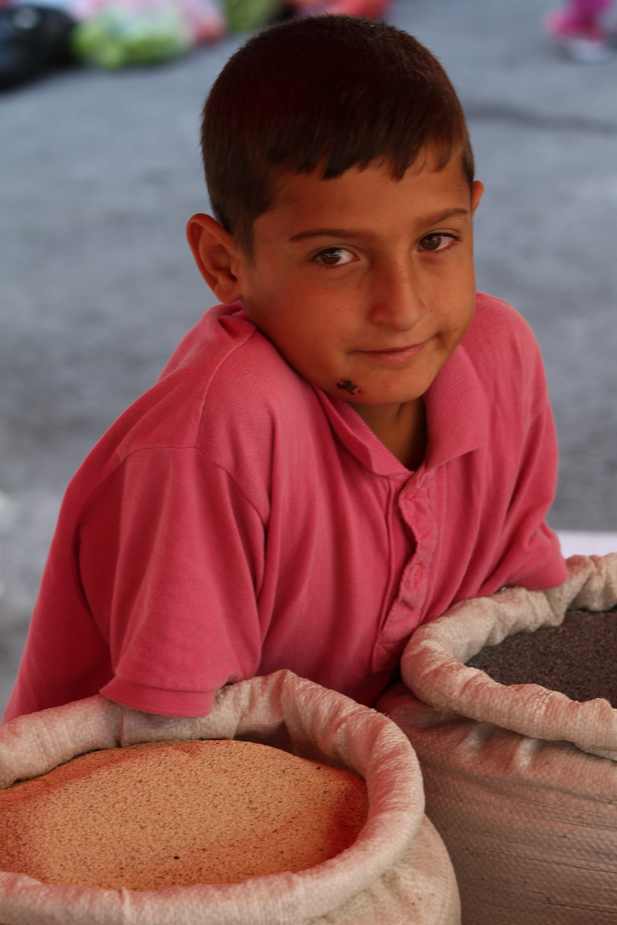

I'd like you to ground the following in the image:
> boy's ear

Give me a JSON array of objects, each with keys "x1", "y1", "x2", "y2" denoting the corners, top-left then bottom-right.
[
  {"x1": 471, "y1": 179, "x2": 484, "y2": 214},
  {"x1": 186, "y1": 213, "x2": 243, "y2": 304}
]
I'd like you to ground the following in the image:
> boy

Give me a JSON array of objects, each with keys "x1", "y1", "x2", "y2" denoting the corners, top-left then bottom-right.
[{"x1": 4, "y1": 15, "x2": 567, "y2": 722}]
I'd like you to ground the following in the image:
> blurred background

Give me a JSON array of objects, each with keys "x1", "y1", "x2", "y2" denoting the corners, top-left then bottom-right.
[{"x1": 1, "y1": 0, "x2": 616, "y2": 714}]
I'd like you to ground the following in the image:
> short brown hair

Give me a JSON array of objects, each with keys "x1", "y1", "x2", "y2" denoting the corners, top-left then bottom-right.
[{"x1": 202, "y1": 15, "x2": 474, "y2": 257}]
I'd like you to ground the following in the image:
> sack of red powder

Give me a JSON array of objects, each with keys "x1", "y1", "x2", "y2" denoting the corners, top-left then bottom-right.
[{"x1": 0, "y1": 669, "x2": 461, "y2": 924}]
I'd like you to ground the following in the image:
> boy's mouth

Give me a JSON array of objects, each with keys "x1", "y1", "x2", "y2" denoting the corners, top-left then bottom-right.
[
  {"x1": 355, "y1": 340, "x2": 428, "y2": 367},
  {"x1": 360, "y1": 343, "x2": 423, "y2": 353}
]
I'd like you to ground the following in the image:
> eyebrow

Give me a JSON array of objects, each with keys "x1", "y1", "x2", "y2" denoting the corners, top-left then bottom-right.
[{"x1": 288, "y1": 208, "x2": 471, "y2": 243}]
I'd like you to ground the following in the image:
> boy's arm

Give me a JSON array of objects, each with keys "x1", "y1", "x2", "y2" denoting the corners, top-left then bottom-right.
[
  {"x1": 476, "y1": 313, "x2": 567, "y2": 595},
  {"x1": 483, "y1": 398, "x2": 567, "y2": 593},
  {"x1": 5, "y1": 446, "x2": 265, "y2": 721},
  {"x1": 85, "y1": 446, "x2": 266, "y2": 718}
]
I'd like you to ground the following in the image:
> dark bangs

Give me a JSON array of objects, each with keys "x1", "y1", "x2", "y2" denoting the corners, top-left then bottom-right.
[{"x1": 202, "y1": 16, "x2": 474, "y2": 257}]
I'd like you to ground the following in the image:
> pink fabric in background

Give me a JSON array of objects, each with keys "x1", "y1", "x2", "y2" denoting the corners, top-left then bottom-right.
[{"x1": 566, "y1": 0, "x2": 613, "y2": 25}]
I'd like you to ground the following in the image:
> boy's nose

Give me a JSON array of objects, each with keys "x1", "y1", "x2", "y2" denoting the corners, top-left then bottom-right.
[{"x1": 367, "y1": 261, "x2": 427, "y2": 331}]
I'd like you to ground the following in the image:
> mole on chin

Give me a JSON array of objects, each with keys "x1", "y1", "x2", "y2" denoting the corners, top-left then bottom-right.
[{"x1": 336, "y1": 379, "x2": 361, "y2": 396}]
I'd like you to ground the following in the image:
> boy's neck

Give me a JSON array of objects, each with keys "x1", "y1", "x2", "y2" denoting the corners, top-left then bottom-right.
[{"x1": 353, "y1": 399, "x2": 427, "y2": 471}]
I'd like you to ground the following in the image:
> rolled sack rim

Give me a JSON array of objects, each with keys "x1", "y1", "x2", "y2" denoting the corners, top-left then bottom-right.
[
  {"x1": 0, "y1": 670, "x2": 424, "y2": 924},
  {"x1": 401, "y1": 553, "x2": 617, "y2": 755}
]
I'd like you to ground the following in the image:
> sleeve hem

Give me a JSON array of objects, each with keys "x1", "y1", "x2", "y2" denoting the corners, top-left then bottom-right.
[
  {"x1": 99, "y1": 677, "x2": 217, "y2": 718},
  {"x1": 513, "y1": 556, "x2": 568, "y2": 592}
]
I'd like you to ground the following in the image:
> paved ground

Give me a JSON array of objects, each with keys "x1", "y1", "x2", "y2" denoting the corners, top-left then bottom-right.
[{"x1": 1, "y1": 0, "x2": 616, "y2": 713}]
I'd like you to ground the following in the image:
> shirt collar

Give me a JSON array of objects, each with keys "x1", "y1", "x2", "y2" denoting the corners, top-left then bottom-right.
[
  {"x1": 311, "y1": 386, "x2": 407, "y2": 477},
  {"x1": 423, "y1": 338, "x2": 489, "y2": 469},
  {"x1": 311, "y1": 341, "x2": 489, "y2": 477},
  {"x1": 231, "y1": 299, "x2": 488, "y2": 477}
]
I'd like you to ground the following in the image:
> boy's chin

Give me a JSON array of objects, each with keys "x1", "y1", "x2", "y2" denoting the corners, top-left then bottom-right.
[{"x1": 336, "y1": 389, "x2": 426, "y2": 407}]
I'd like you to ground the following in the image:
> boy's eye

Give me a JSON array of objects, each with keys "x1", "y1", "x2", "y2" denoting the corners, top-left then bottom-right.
[
  {"x1": 312, "y1": 247, "x2": 354, "y2": 267},
  {"x1": 419, "y1": 233, "x2": 457, "y2": 253}
]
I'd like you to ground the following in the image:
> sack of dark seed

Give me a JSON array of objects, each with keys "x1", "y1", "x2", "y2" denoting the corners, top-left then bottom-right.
[{"x1": 377, "y1": 552, "x2": 617, "y2": 925}]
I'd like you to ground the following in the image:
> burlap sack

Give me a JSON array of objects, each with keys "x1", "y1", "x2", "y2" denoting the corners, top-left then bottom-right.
[
  {"x1": 377, "y1": 553, "x2": 617, "y2": 925},
  {"x1": 0, "y1": 669, "x2": 460, "y2": 925}
]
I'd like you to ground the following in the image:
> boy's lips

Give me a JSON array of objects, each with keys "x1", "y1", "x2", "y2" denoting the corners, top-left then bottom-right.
[{"x1": 355, "y1": 339, "x2": 429, "y2": 365}]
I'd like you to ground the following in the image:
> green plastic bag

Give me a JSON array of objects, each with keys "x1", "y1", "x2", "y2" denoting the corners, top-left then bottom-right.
[
  {"x1": 223, "y1": 0, "x2": 284, "y2": 32},
  {"x1": 73, "y1": 5, "x2": 191, "y2": 69}
]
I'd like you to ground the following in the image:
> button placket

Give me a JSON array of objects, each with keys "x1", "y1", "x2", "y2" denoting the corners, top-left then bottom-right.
[
  {"x1": 398, "y1": 479, "x2": 435, "y2": 612},
  {"x1": 371, "y1": 478, "x2": 436, "y2": 676}
]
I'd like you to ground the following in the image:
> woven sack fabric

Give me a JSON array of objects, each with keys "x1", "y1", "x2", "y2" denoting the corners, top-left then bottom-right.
[
  {"x1": 0, "y1": 669, "x2": 460, "y2": 925},
  {"x1": 377, "y1": 553, "x2": 617, "y2": 925}
]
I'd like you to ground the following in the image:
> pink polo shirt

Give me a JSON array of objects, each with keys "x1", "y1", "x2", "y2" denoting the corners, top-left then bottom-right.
[{"x1": 4, "y1": 292, "x2": 567, "y2": 722}]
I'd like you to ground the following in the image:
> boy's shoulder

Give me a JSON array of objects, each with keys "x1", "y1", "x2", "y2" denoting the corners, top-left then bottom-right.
[
  {"x1": 461, "y1": 291, "x2": 548, "y2": 416},
  {"x1": 467, "y1": 291, "x2": 539, "y2": 352},
  {"x1": 109, "y1": 301, "x2": 311, "y2": 463},
  {"x1": 464, "y1": 291, "x2": 544, "y2": 378},
  {"x1": 57, "y1": 303, "x2": 313, "y2": 529}
]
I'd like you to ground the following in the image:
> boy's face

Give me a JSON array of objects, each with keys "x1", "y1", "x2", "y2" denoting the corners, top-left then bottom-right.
[{"x1": 204, "y1": 150, "x2": 483, "y2": 434}]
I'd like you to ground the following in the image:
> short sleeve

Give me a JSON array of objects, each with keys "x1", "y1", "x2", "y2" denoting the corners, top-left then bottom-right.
[
  {"x1": 482, "y1": 401, "x2": 567, "y2": 594},
  {"x1": 79, "y1": 447, "x2": 266, "y2": 717}
]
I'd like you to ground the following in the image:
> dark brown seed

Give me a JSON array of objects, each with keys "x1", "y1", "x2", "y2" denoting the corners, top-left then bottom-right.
[{"x1": 466, "y1": 609, "x2": 617, "y2": 706}]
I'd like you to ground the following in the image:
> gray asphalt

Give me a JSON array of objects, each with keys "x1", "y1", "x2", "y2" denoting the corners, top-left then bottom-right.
[{"x1": 1, "y1": 0, "x2": 616, "y2": 714}]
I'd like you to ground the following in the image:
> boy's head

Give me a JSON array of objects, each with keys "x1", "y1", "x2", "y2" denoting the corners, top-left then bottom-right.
[
  {"x1": 188, "y1": 15, "x2": 483, "y2": 435},
  {"x1": 199, "y1": 14, "x2": 474, "y2": 259}
]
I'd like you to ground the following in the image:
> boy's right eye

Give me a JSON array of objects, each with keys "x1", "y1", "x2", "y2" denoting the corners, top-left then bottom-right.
[{"x1": 312, "y1": 247, "x2": 354, "y2": 268}]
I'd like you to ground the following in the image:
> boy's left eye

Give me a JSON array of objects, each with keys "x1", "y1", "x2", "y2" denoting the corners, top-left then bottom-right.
[
  {"x1": 419, "y1": 233, "x2": 457, "y2": 253},
  {"x1": 312, "y1": 247, "x2": 354, "y2": 267}
]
